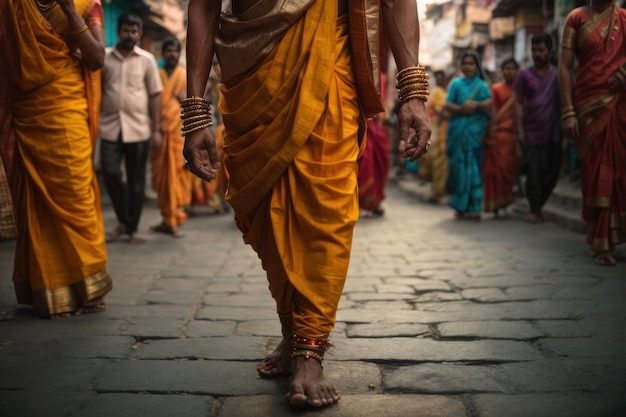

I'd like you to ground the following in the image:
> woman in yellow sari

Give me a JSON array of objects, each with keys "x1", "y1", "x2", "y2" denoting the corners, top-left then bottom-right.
[{"x1": 0, "y1": 0, "x2": 112, "y2": 317}]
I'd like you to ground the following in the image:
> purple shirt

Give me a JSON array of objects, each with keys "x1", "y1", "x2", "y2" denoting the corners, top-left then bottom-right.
[{"x1": 515, "y1": 66, "x2": 561, "y2": 145}]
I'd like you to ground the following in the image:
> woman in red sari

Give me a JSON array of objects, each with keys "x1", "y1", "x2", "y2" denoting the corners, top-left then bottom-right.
[
  {"x1": 357, "y1": 113, "x2": 391, "y2": 217},
  {"x1": 558, "y1": 0, "x2": 626, "y2": 266},
  {"x1": 483, "y1": 57, "x2": 519, "y2": 218}
]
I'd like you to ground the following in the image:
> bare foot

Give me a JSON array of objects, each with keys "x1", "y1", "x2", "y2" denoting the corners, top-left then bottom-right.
[
  {"x1": 75, "y1": 298, "x2": 107, "y2": 315},
  {"x1": 285, "y1": 356, "x2": 340, "y2": 407},
  {"x1": 128, "y1": 233, "x2": 146, "y2": 244},
  {"x1": 524, "y1": 213, "x2": 543, "y2": 223},
  {"x1": 257, "y1": 337, "x2": 293, "y2": 377},
  {"x1": 106, "y1": 224, "x2": 126, "y2": 242},
  {"x1": 593, "y1": 251, "x2": 617, "y2": 266},
  {"x1": 50, "y1": 312, "x2": 72, "y2": 319},
  {"x1": 150, "y1": 223, "x2": 184, "y2": 238}
]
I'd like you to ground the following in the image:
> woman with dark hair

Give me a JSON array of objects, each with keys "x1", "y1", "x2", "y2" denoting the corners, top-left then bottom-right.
[
  {"x1": 483, "y1": 57, "x2": 520, "y2": 218},
  {"x1": 559, "y1": 0, "x2": 626, "y2": 265},
  {"x1": 0, "y1": 0, "x2": 112, "y2": 317},
  {"x1": 444, "y1": 51, "x2": 492, "y2": 220}
]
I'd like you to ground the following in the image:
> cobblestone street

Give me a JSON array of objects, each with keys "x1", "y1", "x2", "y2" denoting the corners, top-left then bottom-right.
[{"x1": 1, "y1": 183, "x2": 625, "y2": 417}]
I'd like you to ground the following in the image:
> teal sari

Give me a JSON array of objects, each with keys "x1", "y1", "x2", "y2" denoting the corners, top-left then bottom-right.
[{"x1": 446, "y1": 75, "x2": 491, "y2": 214}]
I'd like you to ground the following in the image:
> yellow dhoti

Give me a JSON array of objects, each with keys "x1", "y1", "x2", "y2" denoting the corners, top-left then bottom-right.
[{"x1": 219, "y1": 1, "x2": 361, "y2": 339}]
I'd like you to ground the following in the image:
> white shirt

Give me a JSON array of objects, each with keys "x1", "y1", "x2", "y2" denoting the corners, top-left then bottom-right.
[{"x1": 99, "y1": 45, "x2": 163, "y2": 142}]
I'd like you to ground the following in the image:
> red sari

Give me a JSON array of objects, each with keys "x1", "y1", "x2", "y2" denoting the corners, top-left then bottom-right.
[
  {"x1": 358, "y1": 117, "x2": 390, "y2": 211},
  {"x1": 562, "y1": 6, "x2": 626, "y2": 252},
  {"x1": 482, "y1": 82, "x2": 518, "y2": 212}
]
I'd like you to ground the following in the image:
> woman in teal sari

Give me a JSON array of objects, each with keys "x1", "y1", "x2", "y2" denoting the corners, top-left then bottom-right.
[{"x1": 445, "y1": 51, "x2": 492, "y2": 220}]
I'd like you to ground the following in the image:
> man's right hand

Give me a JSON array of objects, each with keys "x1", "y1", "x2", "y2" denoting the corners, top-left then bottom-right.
[{"x1": 183, "y1": 128, "x2": 221, "y2": 182}]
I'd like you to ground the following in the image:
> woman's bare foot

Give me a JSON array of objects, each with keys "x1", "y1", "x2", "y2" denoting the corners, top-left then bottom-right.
[
  {"x1": 257, "y1": 337, "x2": 292, "y2": 377},
  {"x1": 593, "y1": 251, "x2": 617, "y2": 266},
  {"x1": 50, "y1": 312, "x2": 72, "y2": 319},
  {"x1": 75, "y1": 298, "x2": 107, "y2": 315},
  {"x1": 524, "y1": 213, "x2": 543, "y2": 223},
  {"x1": 285, "y1": 356, "x2": 340, "y2": 407}
]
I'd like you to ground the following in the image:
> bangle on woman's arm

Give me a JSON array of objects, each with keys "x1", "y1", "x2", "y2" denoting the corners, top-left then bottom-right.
[{"x1": 68, "y1": 24, "x2": 90, "y2": 41}]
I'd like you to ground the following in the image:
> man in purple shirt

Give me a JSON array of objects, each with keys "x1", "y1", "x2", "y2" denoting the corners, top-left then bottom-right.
[{"x1": 514, "y1": 33, "x2": 562, "y2": 223}]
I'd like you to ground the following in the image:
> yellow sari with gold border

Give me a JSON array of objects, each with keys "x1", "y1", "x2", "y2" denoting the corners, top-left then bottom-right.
[{"x1": 0, "y1": 0, "x2": 112, "y2": 317}]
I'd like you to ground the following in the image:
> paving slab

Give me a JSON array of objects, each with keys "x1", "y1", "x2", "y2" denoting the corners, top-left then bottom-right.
[
  {"x1": 0, "y1": 358, "x2": 105, "y2": 390},
  {"x1": 533, "y1": 320, "x2": 596, "y2": 338},
  {"x1": 472, "y1": 393, "x2": 626, "y2": 417},
  {"x1": 71, "y1": 393, "x2": 213, "y2": 417},
  {"x1": 195, "y1": 306, "x2": 278, "y2": 321},
  {"x1": 217, "y1": 394, "x2": 467, "y2": 417},
  {"x1": 331, "y1": 338, "x2": 542, "y2": 362},
  {"x1": 0, "y1": 335, "x2": 134, "y2": 359},
  {"x1": 130, "y1": 336, "x2": 268, "y2": 360},
  {"x1": 346, "y1": 323, "x2": 431, "y2": 338},
  {"x1": 437, "y1": 321, "x2": 543, "y2": 340},
  {"x1": 96, "y1": 360, "x2": 380, "y2": 396},
  {"x1": 535, "y1": 337, "x2": 626, "y2": 358},
  {"x1": 0, "y1": 390, "x2": 91, "y2": 417},
  {"x1": 184, "y1": 320, "x2": 237, "y2": 338},
  {"x1": 118, "y1": 318, "x2": 186, "y2": 339}
]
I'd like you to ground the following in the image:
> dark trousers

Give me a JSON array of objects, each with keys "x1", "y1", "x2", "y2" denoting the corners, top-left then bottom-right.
[
  {"x1": 519, "y1": 142, "x2": 562, "y2": 215},
  {"x1": 100, "y1": 136, "x2": 150, "y2": 235}
]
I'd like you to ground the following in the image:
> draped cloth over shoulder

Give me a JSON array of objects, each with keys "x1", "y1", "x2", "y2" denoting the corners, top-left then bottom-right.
[
  {"x1": 151, "y1": 66, "x2": 192, "y2": 229},
  {"x1": 216, "y1": 0, "x2": 383, "y2": 117},
  {"x1": 562, "y1": 6, "x2": 626, "y2": 253},
  {"x1": 217, "y1": 0, "x2": 362, "y2": 339},
  {"x1": 482, "y1": 83, "x2": 518, "y2": 212},
  {"x1": 0, "y1": 0, "x2": 112, "y2": 317},
  {"x1": 446, "y1": 75, "x2": 491, "y2": 214}
]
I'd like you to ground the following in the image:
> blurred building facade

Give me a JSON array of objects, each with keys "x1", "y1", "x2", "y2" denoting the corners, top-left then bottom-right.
[{"x1": 419, "y1": 0, "x2": 625, "y2": 82}]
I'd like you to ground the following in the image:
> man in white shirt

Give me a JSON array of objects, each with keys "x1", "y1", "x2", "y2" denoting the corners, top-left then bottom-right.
[{"x1": 100, "y1": 13, "x2": 163, "y2": 243}]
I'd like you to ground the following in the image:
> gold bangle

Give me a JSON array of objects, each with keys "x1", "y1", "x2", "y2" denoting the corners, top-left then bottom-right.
[
  {"x1": 181, "y1": 97, "x2": 210, "y2": 106},
  {"x1": 400, "y1": 91, "x2": 430, "y2": 104},
  {"x1": 69, "y1": 24, "x2": 89, "y2": 40},
  {"x1": 182, "y1": 114, "x2": 210, "y2": 124},
  {"x1": 561, "y1": 111, "x2": 577, "y2": 120},
  {"x1": 181, "y1": 103, "x2": 210, "y2": 111},
  {"x1": 397, "y1": 65, "x2": 429, "y2": 79},
  {"x1": 396, "y1": 65, "x2": 430, "y2": 104},
  {"x1": 561, "y1": 105, "x2": 575, "y2": 114},
  {"x1": 182, "y1": 121, "x2": 212, "y2": 136},
  {"x1": 183, "y1": 119, "x2": 213, "y2": 131}
]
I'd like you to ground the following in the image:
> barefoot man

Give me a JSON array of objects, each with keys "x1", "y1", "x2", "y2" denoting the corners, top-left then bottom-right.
[{"x1": 183, "y1": 0, "x2": 431, "y2": 407}]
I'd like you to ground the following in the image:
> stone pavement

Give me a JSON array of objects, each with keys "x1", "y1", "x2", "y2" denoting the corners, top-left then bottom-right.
[{"x1": 1, "y1": 183, "x2": 625, "y2": 417}]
